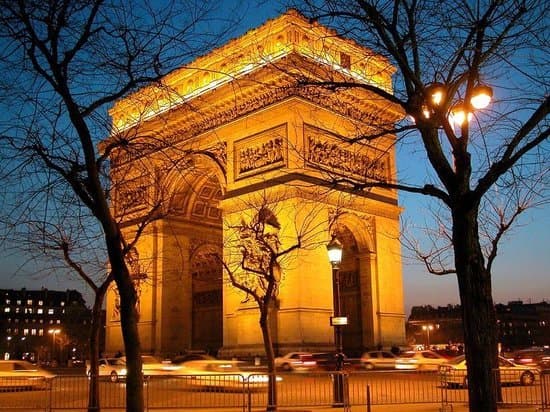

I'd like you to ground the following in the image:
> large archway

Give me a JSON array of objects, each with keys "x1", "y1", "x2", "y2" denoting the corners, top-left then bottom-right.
[
  {"x1": 334, "y1": 225, "x2": 364, "y2": 357},
  {"x1": 169, "y1": 172, "x2": 224, "y2": 354}
]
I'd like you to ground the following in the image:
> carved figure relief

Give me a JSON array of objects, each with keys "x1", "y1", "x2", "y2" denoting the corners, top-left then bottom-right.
[
  {"x1": 238, "y1": 138, "x2": 284, "y2": 174},
  {"x1": 234, "y1": 125, "x2": 287, "y2": 179},
  {"x1": 111, "y1": 286, "x2": 121, "y2": 322},
  {"x1": 306, "y1": 126, "x2": 390, "y2": 182},
  {"x1": 115, "y1": 176, "x2": 149, "y2": 216}
]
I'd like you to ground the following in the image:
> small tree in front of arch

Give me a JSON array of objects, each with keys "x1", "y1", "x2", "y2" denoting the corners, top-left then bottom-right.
[{"x1": 219, "y1": 193, "x2": 329, "y2": 412}]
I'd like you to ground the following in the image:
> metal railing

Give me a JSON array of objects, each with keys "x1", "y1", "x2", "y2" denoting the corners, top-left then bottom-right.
[
  {"x1": 439, "y1": 366, "x2": 547, "y2": 408},
  {"x1": 0, "y1": 369, "x2": 548, "y2": 411}
]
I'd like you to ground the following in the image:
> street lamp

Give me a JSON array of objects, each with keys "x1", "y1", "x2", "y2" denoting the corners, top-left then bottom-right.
[
  {"x1": 5, "y1": 336, "x2": 12, "y2": 360},
  {"x1": 327, "y1": 236, "x2": 345, "y2": 407},
  {"x1": 420, "y1": 82, "x2": 493, "y2": 125},
  {"x1": 422, "y1": 324, "x2": 434, "y2": 348},
  {"x1": 48, "y1": 328, "x2": 61, "y2": 363}
]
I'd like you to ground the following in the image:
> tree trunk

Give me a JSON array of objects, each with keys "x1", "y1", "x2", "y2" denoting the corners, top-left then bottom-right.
[
  {"x1": 116, "y1": 274, "x2": 144, "y2": 412},
  {"x1": 87, "y1": 290, "x2": 106, "y2": 412},
  {"x1": 453, "y1": 207, "x2": 499, "y2": 412},
  {"x1": 260, "y1": 307, "x2": 277, "y2": 412},
  {"x1": 103, "y1": 224, "x2": 144, "y2": 411}
]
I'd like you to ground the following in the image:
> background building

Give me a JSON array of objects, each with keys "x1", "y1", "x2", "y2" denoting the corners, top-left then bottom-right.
[
  {"x1": 407, "y1": 300, "x2": 550, "y2": 351},
  {"x1": 0, "y1": 288, "x2": 92, "y2": 364}
]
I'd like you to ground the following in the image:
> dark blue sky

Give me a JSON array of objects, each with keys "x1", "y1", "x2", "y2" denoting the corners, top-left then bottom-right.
[{"x1": 0, "y1": 1, "x2": 548, "y2": 314}]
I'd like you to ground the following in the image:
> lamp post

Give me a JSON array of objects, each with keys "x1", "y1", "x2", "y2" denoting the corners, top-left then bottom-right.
[
  {"x1": 422, "y1": 324, "x2": 434, "y2": 348},
  {"x1": 5, "y1": 336, "x2": 12, "y2": 360},
  {"x1": 420, "y1": 82, "x2": 493, "y2": 125},
  {"x1": 48, "y1": 328, "x2": 61, "y2": 363},
  {"x1": 327, "y1": 236, "x2": 345, "y2": 407}
]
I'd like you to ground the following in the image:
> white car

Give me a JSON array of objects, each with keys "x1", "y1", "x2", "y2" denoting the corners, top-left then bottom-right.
[
  {"x1": 120, "y1": 355, "x2": 184, "y2": 377},
  {"x1": 274, "y1": 352, "x2": 316, "y2": 372},
  {"x1": 395, "y1": 350, "x2": 448, "y2": 371},
  {"x1": 360, "y1": 351, "x2": 398, "y2": 370},
  {"x1": 86, "y1": 358, "x2": 128, "y2": 382},
  {"x1": 440, "y1": 355, "x2": 538, "y2": 387},
  {"x1": 179, "y1": 360, "x2": 281, "y2": 390},
  {"x1": 0, "y1": 360, "x2": 54, "y2": 389}
]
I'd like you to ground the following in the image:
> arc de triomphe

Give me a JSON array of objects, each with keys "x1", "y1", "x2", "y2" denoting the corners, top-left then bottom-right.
[{"x1": 105, "y1": 10, "x2": 406, "y2": 357}]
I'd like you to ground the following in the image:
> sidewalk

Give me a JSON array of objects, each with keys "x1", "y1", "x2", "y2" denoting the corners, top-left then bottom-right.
[
  {"x1": 365, "y1": 404, "x2": 539, "y2": 411},
  {"x1": 268, "y1": 403, "x2": 542, "y2": 412},
  {"x1": 246, "y1": 405, "x2": 541, "y2": 412}
]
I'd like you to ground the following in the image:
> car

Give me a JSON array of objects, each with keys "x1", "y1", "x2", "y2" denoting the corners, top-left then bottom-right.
[
  {"x1": 0, "y1": 360, "x2": 55, "y2": 389},
  {"x1": 440, "y1": 355, "x2": 538, "y2": 387},
  {"x1": 274, "y1": 352, "x2": 317, "y2": 372},
  {"x1": 171, "y1": 353, "x2": 217, "y2": 365},
  {"x1": 121, "y1": 355, "x2": 184, "y2": 376},
  {"x1": 395, "y1": 350, "x2": 448, "y2": 371},
  {"x1": 360, "y1": 350, "x2": 398, "y2": 370},
  {"x1": 311, "y1": 352, "x2": 352, "y2": 371},
  {"x1": 86, "y1": 358, "x2": 128, "y2": 382},
  {"x1": 512, "y1": 347, "x2": 550, "y2": 369},
  {"x1": 179, "y1": 360, "x2": 281, "y2": 390}
]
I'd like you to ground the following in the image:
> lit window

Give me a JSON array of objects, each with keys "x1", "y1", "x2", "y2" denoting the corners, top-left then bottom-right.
[
  {"x1": 48, "y1": 309, "x2": 54, "y2": 315},
  {"x1": 62, "y1": 309, "x2": 65, "y2": 314},
  {"x1": 15, "y1": 308, "x2": 20, "y2": 314},
  {"x1": 60, "y1": 301, "x2": 65, "y2": 307},
  {"x1": 38, "y1": 300, "x2": 43, "y2": 306},
  {"x1": 56, "y1": 320, "x2": 61, "y2": 324},
  {"x1": 13, "y1": 328, "x2": 18, "y2": 334},
  {"x1": 4, "y1": 307, "x2": 10, "y2": 313},
  {"x1": 37, "y1": 309, "x2": 43, "y2": 314},
  {"x1": 49, "y1": 320, "x2": 53, "y2": 324},
  {"x1": 31, "y1": 329, "x2": 36, "y2": 336},
  {"x1": 38, "y1": 329, "x2": 43, "y2": 336},
  {"x1": 26, "y1": 299, "x2": 32, "y2": 305},
  {"x1": 5, "y1": 299, "x2": 9, "y2": 304},
  {"x1": 25, "y1": 308, "x2": 33, "y2": 314},
  {"x1": 16, "y1": 300, "x2": 21, "y2": 305},
  {"x1": 6, "y1": 328, "x2": 11, "y2": 333},
  {"x1": 23, "y1": 329, "x2": 29, "y2": 336},
  {"x1": 39, "y1": 319, "x2": 43, "y2": 324}
]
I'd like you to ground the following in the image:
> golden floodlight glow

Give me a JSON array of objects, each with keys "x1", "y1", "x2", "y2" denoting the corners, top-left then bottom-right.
[
  {"x1": 450, "y1": 101, "x2": 472, "y2": 126},
  {"x1": 422, "y1": 105, "x2": 431, "y2": 119},
  {"x1": 470, "y1": 84, "x2": 493, "y2": 109},
  {"x1": 327, "y1": 237, "x2": 343, "y2": 266},
  {"x1": 426, "y1": 83, "x2": 446, "y2": 107}
]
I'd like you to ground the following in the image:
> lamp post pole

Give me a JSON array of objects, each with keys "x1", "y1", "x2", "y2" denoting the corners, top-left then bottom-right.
[
  {"x1": 422, "y1": 324, "x2": 434, "y2": 348},
  {"x1": 327, "y1": 237, "x2": 345, "y2": 407},
  {"x1": 49, "y1": 329, "x2": 60, "y2": 363}
]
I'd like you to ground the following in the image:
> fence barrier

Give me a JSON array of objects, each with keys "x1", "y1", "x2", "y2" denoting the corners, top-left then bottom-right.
[{"x1": 0, "y1": 368, "x2": 547, "y2": 411}]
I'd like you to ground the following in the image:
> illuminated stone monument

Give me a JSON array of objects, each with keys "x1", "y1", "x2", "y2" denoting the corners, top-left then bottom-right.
[{"x1": 105, "y1": 10, "x2": 405, "y2": 357}]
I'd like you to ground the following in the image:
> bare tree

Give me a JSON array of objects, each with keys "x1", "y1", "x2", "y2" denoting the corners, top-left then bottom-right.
[
  {"x1": 276, "y1": 2, "x2": 550, "y2": 411},
  {"x1": 219, "y1": 191, "x2": 328, "y2": 411},
  {"x1": 0, "y1": 1, "x2": 238, "y2": 410}
]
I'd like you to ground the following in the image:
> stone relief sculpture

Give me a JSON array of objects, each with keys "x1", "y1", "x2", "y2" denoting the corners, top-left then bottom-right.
[
  {"x1": 307, "y1": 135, "x2": 390, "y2": 182},
  {"x1": 239, "y1": 137, "x2": 284, "y2": 174},
  {"x1": 116, "y1": 176, "x2": 149, "y2": 215}
]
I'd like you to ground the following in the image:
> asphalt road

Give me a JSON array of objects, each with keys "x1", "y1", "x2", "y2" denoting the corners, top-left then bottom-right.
[{"x1": 0, "y1": 369, "x2": 543, "y2": 411}]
